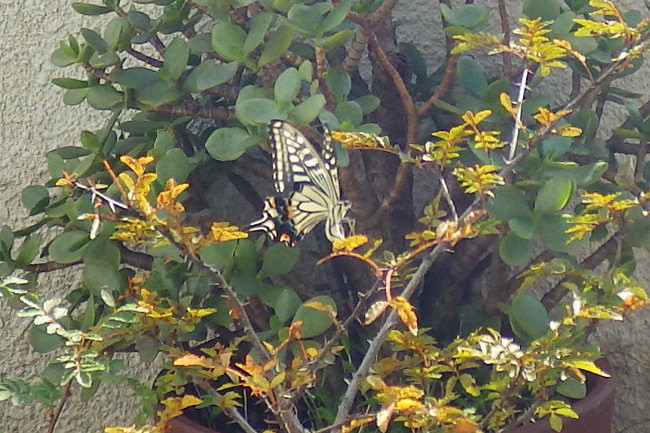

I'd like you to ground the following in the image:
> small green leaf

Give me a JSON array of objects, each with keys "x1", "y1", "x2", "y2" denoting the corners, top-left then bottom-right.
[
  {"x1": 549, "y1": 414, "x2": 563, "y2": 432},
  {"x1": 539, "y1": 135, "x2": 573, "y2": 159},
  {"x1": 163, "y1": 38, "x2": 189, "y2": 80},
  {"x1": 292, "y1": 295, "x2": 337, "y2": 338},
  {"x1": 258, "y1": 24, "x2": 294, "y2": 67},
  {"x1": 83, "y1": 237, "x2": 121, "y2": 268},
  {"x1": 287, "y1": 4, "x2": 323, "y2": 36},
  {"x1": 72, "y1": 3, "x2": 113, "y2": 15},
  {"x1": 334, "y1": 101, "x2": 363, "y2": 127},
  {"x1": 446, "y1": 4, "x2": 488, "y2": 28},
  {"x1": 128, "y1": 10, "x2": 151, "y2": 30},
  {"x1": 258, "y1": 243, "x2": 300, "y2": 278},
  {"x1": 354, "y1": 95, "x2": 381, "y2": 115},
  {"x1": 76, "y1": 372, "x2": 92, "y2": 388},
  {"x1": 184, "y1": 61, "x2": 238, "y2": 93},
  {"x1": 30, "y1": 325, "x2": 66, "y2": 353},
  {"x1": 206, "y1": 127, "x2": 253, "y2": 161},
  {"x1": 89, "y1": 51, "x2": 121, "y2": 69},
  {"x1": 523, "y1": 0, "x2": 560, "y2": 21},
  {"x1": 80, "y1": 28, "x2": 108, "y2": 52},
  {"x1": 201, "y1": 241, "x2": 237, "y2": 270},
  {"x1": 290, "y1": 94, "x2": 326, "y2": 124},
  {"x1": 112, "y1": 68, "x2": 160, "y2": 89},
  {"x1": 21, "y1": 186, "x2": 50, "y2": 214},
  {"x1": 534, "y1": 177, "x2": 574, "y2": 215},
  {"x1": 457, "y1": 56, "x2": 487, "y2": 98},
  {"x1": 317, "y1": 29, "x2": 354, "y2": 53},
  {"x1": 212, "y1": 23, "x2": 247, "y2": 61},
  {"x1": 234, "y1": 240, "x2": 258, "y2": 276},
  {"x1": 485, "y1": 185, "x2": 531, "y2": 221},
  {"x1": 508, "y1": 217, "x2": 535, "y2": 240},
  {"x1": 100, "y1": 288, "x2": 116, "y2": 308},
  {"x1": 238, "y1": 98, "x2": 283, "y2": 124},
  {"x1": 298, "y1": 60, "x2": 313, "y2": 81},
  {"x1": 49, "y1": 231, "x2": 90, "y2": 264},
  {"x1": 499, "y1": 233, "x2": 533, "y2": 266},
  {"x1": 273, "y1": 287, "x2": 302, "y2": 324},
  {"x1": 63, "y1": 88, "x2": 89, "y2": 105},
  {"x1": 537, "y1": 214, "x2": 574, "y2": 252},
  {"x1": 135, "y1": 336, "x2": 160, "y2": 363},
  {"x1": 556, "y1": 378, "x2": 587, "y2": 399},
  {"x1": 51, "y1": 44, "x2": 79, "y2": 67},
  {"x1": 318, "y1": 0, "x2": 353, "y2": 33},
  {"x1": 16, "y1": 234, "x2": 42, "y2": 267},
  {"x1": 275, "y1": 68, "x2": 301, "y2": 103},
  {"x1": 52, "y1": 78, "x2": 89, "y2": 89},
  {"x1": 83, "y1": 261, "x2": 123, "y2": 297},
  {"x1": 325, "y1": 67, "x2": 351, "y2": 101},
  {"x1": 509, "y1": 294, "x2": 550, "y2": 341},
  {"x1": 49, "y1": 145, "x2": 91, "y2": 159},
  {"x1": 134, "y1": 81, "x2": 181, "y2": 107},
  {"x1": 86, "y1": 85, "x2": 123, "y2": 110},
  {"x1": 245, "y1": 12, "x2": 273, "y2": 55},
  {"x1": 156, "y1": 148, "x2": 190, "y2": 184}
]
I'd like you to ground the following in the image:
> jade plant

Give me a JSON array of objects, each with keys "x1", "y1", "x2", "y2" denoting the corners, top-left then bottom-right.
[{"x1": 2, "y1": 1, "x2": 650, "y2": 433}]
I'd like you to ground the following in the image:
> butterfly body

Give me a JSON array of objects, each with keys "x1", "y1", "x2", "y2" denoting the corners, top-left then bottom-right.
[{"x1": 249, "y1": 120, "x2": 353, "y2": 246}]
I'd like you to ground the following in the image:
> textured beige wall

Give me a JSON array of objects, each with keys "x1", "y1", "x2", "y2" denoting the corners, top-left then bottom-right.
[
  {"x1": 1, "y1": 0, "x2": 650, "y2": 432},
  {"x1": 0, "y1": 1, "x2": 153, "y2": 432}
]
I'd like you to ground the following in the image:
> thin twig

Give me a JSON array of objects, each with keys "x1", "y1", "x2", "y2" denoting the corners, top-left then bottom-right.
[
  {"x1": 417, "y1": 53, "x2": 459, "y2": 117},
  {"x1": 508, "y1": 67, "x2": 530, "y2": 161},
  {"x1": 192, "y1": 377, "x2": 259, "y2": 433},
  {"x1": 497, "y1": 0, "x2": 512, "y2": 77},
  {"x1": 46, "y1": 380, "x2": 73, "y2": 433}
]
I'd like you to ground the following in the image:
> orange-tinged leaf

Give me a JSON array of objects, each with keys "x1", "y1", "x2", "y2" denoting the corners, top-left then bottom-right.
[
  {"x1": 174, "y1": 354, "x2": 207, "y2": 367},
  {"x1": 451, "y1": 419, "x2": 480, "y2": 433},
  {"x1": 391, "y1": 297, "x2": 418, "y2": 335},
  {"x1": 158, "y1": 395, "x2": 202, "y2": 423}
]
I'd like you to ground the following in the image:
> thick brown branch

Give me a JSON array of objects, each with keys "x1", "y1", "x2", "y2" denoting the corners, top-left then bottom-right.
[{"x1": 417, "y1": 53, "x2": 459, "y2": 117}]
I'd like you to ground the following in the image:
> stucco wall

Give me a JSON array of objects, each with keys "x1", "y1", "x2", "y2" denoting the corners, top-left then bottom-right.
[{"x1": 1, "y1": 0, "x2": 650, "y2": 432}]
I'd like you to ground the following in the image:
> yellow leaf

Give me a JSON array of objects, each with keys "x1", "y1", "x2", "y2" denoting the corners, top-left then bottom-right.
[
  {"x1": 332, "y1": 234, "x2": 369, "y2": 252},
  {"x1": 173, "y1": 354, "x2": 206, "y2": 367},
  {"x1": 499, "y1": 93, "x2": 515, "y2": 114},
  {"x1": 391, "y1": 297, "x2": 418, "y2": 335}
]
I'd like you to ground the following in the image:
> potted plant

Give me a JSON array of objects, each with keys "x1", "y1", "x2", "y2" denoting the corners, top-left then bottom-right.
[{"x1": 2, "y1": 0, "x2": 650, "y2": 432}]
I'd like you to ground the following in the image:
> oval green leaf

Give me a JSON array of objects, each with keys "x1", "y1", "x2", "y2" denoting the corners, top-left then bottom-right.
[
  {"x1": 499, "y1": 233, "x2": 533, "y2": 266},
  {"x1": 212, "y1": 23, "x2": 247, "y2": 61},
  {"x1": 509, "y1": 294, "x2": 550, "y2": 342},
  {"x1": 534, "y1": 177, "x2": 574, "y2": 215},
  {"x1": 258, "y1": 243, "x2": 300, "y2": 278},
  {"x1": 292, "y1": 295, "x2": 337, "y2": 338},
  {"x1": 49, "y1": 231, "x2": 90, "y2": 264},
  {"x1": 275, "y1": 68, "x2": 301, "y2": 103},
  {"x1": 206, "y1": 127, "x2": 252, "y2": 161}
]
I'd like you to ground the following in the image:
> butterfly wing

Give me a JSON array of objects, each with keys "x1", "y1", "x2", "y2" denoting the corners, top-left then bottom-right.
[
  {"x1": 269, "y1": 120, "x2": 341, "y2": 202},
  {"x1": 252, "y1": 120, "x2": 351, "y2": 244}
]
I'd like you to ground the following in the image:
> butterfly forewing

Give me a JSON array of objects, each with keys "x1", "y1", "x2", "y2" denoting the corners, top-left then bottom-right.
[{"x1": 269, "y1": 121, "x2": 340, "y2": 201}]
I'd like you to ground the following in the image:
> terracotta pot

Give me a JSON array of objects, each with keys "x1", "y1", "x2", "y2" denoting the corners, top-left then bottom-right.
[
  {"x1": 167, "y1": 415, "x2": 222, "y2": 433},
  {"x1": 513, "y1": 358, "x2": 615, "y2": 433},
  {"x1": 165, "y1": 360, "x2": 615, "y2": 433}
]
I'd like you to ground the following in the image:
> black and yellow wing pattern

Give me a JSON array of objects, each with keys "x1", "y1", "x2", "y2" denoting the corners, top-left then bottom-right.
[{"x1": 249, "y1": 120, "x2": 352, "y2": 246}]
